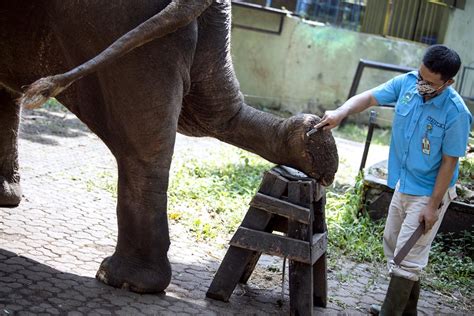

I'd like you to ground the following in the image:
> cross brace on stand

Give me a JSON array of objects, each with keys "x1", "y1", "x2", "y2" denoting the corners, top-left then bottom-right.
[{"x1": 206, "y1": 166, "x2": 328, "y2": 316}]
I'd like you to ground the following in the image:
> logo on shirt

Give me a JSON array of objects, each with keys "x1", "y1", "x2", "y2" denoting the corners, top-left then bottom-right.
[
  {"x1": 400, "y1": 92, "x2": 414, "y2": 105},
  {"x1": 426, "y1": 116, "x2": 445, "y2": 129}
]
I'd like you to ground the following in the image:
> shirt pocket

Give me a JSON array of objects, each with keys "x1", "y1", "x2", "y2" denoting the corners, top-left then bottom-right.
[
  {"x1": 426, "y1": 125, "x2": 444, "y2": 151},
  {"x1": 393, "y1": 103, "x2": 413, "y2": 127}
]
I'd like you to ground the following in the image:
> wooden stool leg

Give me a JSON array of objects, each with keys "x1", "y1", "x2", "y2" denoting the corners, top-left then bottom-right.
[
  {"x1": 288, "y1": 182, "x2": 313, "y2": 316},
  {"x1": 206, "y1": 246, "x2": 259, "y2": 301},
  {"x1": 312, "y1": 196, "x2": 327, "y2": 307},
  {"x1": 239, "y1": 252, "x2": 262, "y2": 284},
  {"x1": 289, "y1": 251, "x2": 313, "y2": 315},
  {"x1": 313, "y1": 254, "x2": 327, "y2": 307}
]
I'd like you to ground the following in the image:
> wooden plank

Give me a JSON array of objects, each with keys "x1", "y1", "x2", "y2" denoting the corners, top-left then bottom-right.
[
  {"x1": 313, "y1": 254, "x2": 327, "y2": 308},
  {"x1": 207, "y1": 169, "x2": 289, "y2": 300},
  {"x1": 239, "y1": 170, "x2": 289, "y2": 284},
  {"x1": 206, "y1": 246, "x2": 256, "y2": 302},
  {"x1": 310, "y1": 232, "x2": 327, "y2": 264},
  {"x1": 312, "y1": 194, "x2": 327, "y2": 308},
  {"x1": 250, "y1": 193, "x2": 311, "y2": 224},
  {"x1": 230, "y1": 227, "x2": 311, "y2": 264},
  {"x1": 288, "y1": 181, "x2": 313, "y2": 316},
  {"x1": 313, "y1": 183, "x2": 324, "y2": 203}
]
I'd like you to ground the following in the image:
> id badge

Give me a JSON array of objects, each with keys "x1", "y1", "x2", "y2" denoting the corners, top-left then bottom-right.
[{"x1": 422, "y1": 137, "x2": 430, "y2": 155}]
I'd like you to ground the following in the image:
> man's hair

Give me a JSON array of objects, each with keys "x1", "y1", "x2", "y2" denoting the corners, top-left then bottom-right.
[{"x1": 422, "y1": 45, "x2": 461, "y2": 81}]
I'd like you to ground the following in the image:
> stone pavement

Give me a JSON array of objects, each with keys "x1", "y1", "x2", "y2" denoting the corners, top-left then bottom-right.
[{"x1": 0, "y1": 109, "x2": 471, "y2": 315}]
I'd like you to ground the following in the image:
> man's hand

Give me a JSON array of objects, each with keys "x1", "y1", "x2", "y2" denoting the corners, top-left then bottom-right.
[
  {"x1": 314, "y1": 109, "x2": 348, "y2": 131},
  {"x1": 418, "y1": 205, "x2": 439, "y2": 234}
]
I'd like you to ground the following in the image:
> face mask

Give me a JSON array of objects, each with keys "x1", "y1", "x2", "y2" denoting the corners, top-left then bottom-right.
[{"x1": 416, "y1": 79, "x2": 446, "y2": 97}]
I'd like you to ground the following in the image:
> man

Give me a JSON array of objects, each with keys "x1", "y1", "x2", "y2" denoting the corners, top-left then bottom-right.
[{"x1": 314, "y1": 45, "x2": 472, "y2": 315}]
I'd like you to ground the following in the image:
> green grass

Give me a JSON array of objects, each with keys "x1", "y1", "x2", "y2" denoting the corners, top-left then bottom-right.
[
  {"x1": 43, "y1": 98, "x2": 67, "y2": 112},
  {"x1": 426, "y1": 230, "x2": 473, "y2": 294},
  {"x1": 326, "y1": 173, "x2": 385, "y2": 263},
  {"x1": 167, "y1": 150, "x2": 272, "y2": 241}
]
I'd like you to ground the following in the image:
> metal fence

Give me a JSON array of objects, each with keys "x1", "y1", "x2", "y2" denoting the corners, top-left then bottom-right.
[
  {"x1": 235, "y1": 0, "x2": 366, "y2": 31},
  {"x1": 362, "y1": 0, "x2": 450, "y2": 44},
  {"x1": 295, "y1": 0, "x2": 366, "y2": 31},
  {"x1": 237, "y1": 0, "x2": 452, "y2": 44},
  {"x1": 458, "y1": 65, "x2": 474, "y2": 101}
]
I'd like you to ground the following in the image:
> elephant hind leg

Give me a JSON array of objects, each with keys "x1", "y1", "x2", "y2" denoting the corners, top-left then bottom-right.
[
  {"x1": 0, "y1": 87, "x2": 22, "y2": 206},
  {"x1": 93, "y1": 66, "x2": 185, "y2": 293},
  {"x1": 96, "y1": 157, "x2": 174, "y2": 293}
]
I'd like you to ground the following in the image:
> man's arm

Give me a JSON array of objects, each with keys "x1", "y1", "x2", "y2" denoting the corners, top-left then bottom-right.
[
  {"x1": 314, "y1": 90, "x2": 379, "y2": 130},
  {"x1": 419, "y1": 155, "x2": 458, "y2": 233}
]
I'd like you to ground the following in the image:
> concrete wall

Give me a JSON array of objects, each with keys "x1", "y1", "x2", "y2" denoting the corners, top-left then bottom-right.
[
  {"x1": 444, "y1": 1, "x2": 474, "y2": 75},
  {"x1": 230, "y1": 4, "x2": 427, "y2": 125},
  {"x1": 443, "y1": 0, "x2": 474, "y2": 113}
]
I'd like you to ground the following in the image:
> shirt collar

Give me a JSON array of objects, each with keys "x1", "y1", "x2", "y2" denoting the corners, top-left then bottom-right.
[{"x1": 424, "y1": 86, "x2": 451, "y2": 108}]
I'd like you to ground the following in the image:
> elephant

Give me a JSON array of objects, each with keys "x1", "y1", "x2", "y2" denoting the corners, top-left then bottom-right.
[{"x1": 0, "y1": 0, "x2": 338, "y2": 293}]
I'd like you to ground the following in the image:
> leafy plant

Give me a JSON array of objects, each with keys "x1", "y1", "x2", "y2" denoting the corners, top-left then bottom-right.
[
  {"x1": 426, "y1": 230, "x2": 473, "y2": 297},
  {"x1": 325, "y1": 172, "x2": 385, "y2": 263}
]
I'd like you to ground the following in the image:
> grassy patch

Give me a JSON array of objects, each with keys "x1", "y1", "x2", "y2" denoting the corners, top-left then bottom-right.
[
  {"x1": 43, "y1": 98, "x2": 67, "y2": 112},
  {"x1": 426, "y1": 230, "x2": 473, "y2": 295},
  {"x1": 168, "y1": 149, "x2": 272, "y2": 241},
  {"x1": 326, "y1": 174, "x2": 385, "y2": 263}
]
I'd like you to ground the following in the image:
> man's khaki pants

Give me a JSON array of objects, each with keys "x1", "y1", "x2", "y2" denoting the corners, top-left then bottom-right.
[{"x1": 383, "y1": 185, "x2": 457, "y2": 281}]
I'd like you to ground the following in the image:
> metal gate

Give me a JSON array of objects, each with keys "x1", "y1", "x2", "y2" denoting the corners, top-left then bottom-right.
[{"x1": 361, "y1": 0, "x2": 450, "y2": 44}]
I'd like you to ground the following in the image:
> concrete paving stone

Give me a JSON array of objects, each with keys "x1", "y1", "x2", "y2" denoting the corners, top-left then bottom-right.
[
  {"x1": 28, "y1": 305, "x2": 46, "y2": 313},
  {"x1": 92, "y1": 308, "x2": 113, "y2": 315},
  {"x1": 18, "y1": 288, "x2": 34, "y2": 296},
  {"x1": 1, "y1": 305, "x2": 22, "y2": 313},
  {"x1": 115, "y1": 306, "x2": 142, "y2": 315},
  {"x1": 5, "y1": 283, "x2": 22, "y2": 289}
]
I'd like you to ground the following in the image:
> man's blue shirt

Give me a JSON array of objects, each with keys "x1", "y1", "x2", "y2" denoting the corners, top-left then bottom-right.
[{"x1": 372, "y1": 71, "x2": 472, "y2": 196}]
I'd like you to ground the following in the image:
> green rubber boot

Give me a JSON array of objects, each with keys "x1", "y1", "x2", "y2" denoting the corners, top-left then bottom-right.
[
  {"x1": 402, "y1": 280, "x2": 420, "y2": 316},
  {"x1": 369, "y1": 276, "x2": 415, "y2": 316}
]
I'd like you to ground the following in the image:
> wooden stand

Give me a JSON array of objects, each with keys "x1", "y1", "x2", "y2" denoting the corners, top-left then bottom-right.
[{"x1": 206, "y1": 166, "x2": 328, "y2": 315}]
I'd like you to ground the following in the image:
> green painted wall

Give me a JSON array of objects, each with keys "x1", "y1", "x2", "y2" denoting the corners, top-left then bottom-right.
[{"x1": 231, "y1": 5, "x2": 427, "y2": 125}]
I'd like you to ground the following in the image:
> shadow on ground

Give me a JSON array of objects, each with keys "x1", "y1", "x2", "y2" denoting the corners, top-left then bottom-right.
[
  {"x1": 20, "y1": 109, "x2": 89, "y2": 146},
  {"x1": 0, "y1": 248, "x2": 245, "y2": 315}
]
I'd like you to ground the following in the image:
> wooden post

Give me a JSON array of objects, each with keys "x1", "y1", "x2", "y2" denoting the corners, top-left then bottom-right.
[
  {"x1": 312, "y1": 193, "x2": 327, "y2": 307},
  {"x1": 288, "y1": 181, "x2": 313, "y2": 316}
]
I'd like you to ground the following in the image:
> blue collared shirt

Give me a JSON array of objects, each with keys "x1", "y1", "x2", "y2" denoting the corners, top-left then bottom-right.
[{"x1": 371, "y1": 71, "x2": 472, "y2": 196}]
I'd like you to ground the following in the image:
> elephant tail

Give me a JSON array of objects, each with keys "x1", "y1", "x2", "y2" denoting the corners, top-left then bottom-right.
[{"x1": 18, "y1": 75, "x2": 70, "y2": 109}]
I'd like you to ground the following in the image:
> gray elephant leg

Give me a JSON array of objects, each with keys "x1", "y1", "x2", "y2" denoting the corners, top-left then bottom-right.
[
  {"x1": 96, "y1": 160, "x2": 172, "y2": 293},
  {"x1": 0, "y1": 88, "x2": 22, "y2": 206}
]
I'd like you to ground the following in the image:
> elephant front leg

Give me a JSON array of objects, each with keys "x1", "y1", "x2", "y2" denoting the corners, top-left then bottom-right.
[
  {"x1": 0, "y1": 88, "x2": 22, "y2": 206},
  {"x1": 96, "y1": 161, "x2": 172, "y2": 293},
  {"x1": 180, "y1": 102, "x2": 338, "y2": 185}
]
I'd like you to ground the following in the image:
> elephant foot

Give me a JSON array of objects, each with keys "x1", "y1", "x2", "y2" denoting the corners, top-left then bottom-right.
[
  {"x1": 284, "y1": 114, "x2": 338, "y2": 186},
  {"x1": 96, "y1": 253, "x2": 172, "y2": 293},
  {"x1": 0, "y1": 176, "x2": 22, "y2": 207}
]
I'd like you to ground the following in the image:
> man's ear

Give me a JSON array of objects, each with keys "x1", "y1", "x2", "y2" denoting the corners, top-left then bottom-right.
[{"x1": 447, "y1": 78, "x2": 455, "y2": 86}]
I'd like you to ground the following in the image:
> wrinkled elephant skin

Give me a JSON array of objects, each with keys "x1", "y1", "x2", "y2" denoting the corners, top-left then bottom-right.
[{"x1": 0, "y1": 1, "x2": 338, "y2": 293}]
